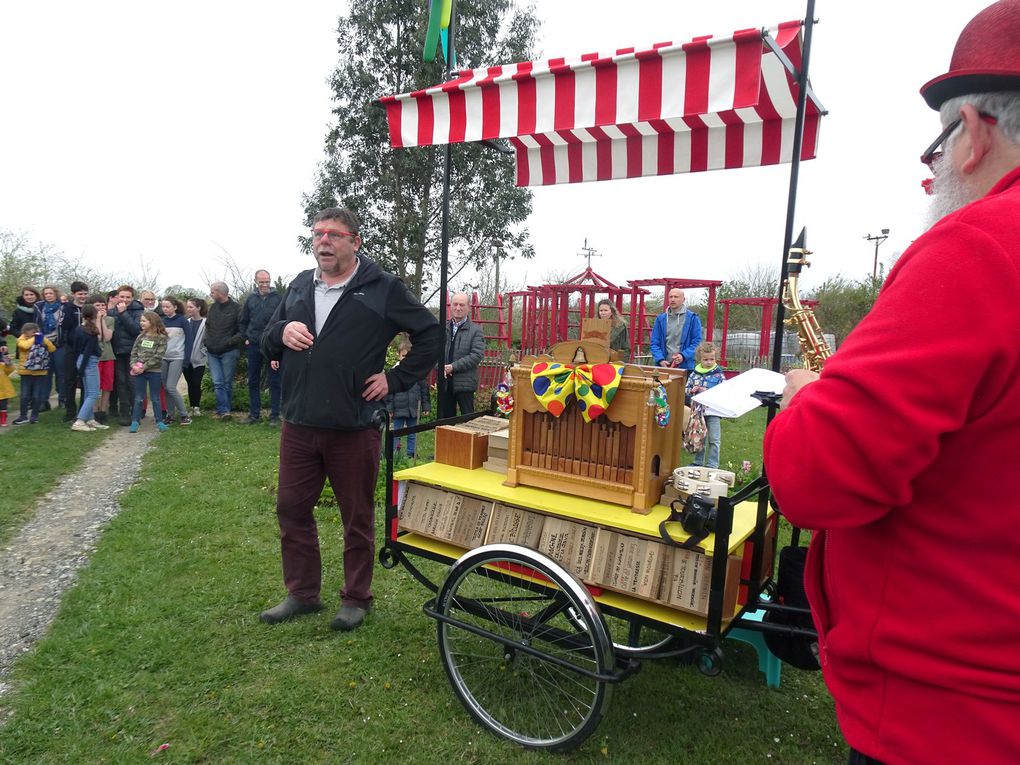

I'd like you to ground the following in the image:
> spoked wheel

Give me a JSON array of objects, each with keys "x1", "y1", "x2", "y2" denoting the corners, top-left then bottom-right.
[
  {"x1": 435, "y1": 544, "x2": 614, "y2": 752},
  {"x1": 567, "y1": 607, "x2": 677, "y2": 657}
]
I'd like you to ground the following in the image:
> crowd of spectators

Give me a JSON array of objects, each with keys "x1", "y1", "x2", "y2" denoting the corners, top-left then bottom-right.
[{"x1": 0, "y1": 275, "x2": 281, "y2": 430}]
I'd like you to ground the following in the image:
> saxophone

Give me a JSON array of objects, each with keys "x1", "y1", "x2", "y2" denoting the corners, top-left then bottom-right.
[{"x1": 781, "y1": 246, "x2": 832, "y2": 372}]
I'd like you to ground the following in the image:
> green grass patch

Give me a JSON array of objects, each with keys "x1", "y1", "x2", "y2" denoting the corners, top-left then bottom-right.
[
  {"x1": 0, "y1": 396, "x2": 115, "y2": 545},
  {"x1": 0, "y1": 412, "x2": 843, "y2": 764}
]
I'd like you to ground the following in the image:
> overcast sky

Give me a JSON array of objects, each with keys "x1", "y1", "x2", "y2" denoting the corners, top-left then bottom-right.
[{"x1": 0, "y1": 1, "x2": 994, "y2": 301}]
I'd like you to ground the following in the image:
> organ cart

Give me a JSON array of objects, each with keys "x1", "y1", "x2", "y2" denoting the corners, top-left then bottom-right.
[{"x1": 377, "y1": 1, "x2": 825, "y2": 752}]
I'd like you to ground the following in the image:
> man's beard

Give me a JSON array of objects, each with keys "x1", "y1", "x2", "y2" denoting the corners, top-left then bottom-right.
[{"x1": 923, "y1": 153, "x2": 980, "y2": 230}]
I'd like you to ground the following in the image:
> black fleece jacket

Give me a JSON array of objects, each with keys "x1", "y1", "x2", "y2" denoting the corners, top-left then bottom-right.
[{"x1": 262, "y1": 255, "x2": 440, "y2": 431}]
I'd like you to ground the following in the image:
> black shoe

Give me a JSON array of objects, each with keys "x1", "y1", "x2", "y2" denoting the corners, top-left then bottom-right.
[
  {"x1": 268, "y1": 416, "x2": 280, "y2": 427},
  {"x1": 39, "y1": 402, "x2": 51, "y2": 412},
  {"x1": 63, "y1": 413, "x2": 76, "y2": 422},
  {"x1": 119, "y1": 418, "x2": 133, "y2": 427},
  {"x1": 259, "y1": 596, "x2": 323, "y2": 624},
  {"x1": 330, "y1": 605, "x2": 368, "y2": 631},
  {"x1": 238, "y1": 415, "x2": 261, "y2": 425}
]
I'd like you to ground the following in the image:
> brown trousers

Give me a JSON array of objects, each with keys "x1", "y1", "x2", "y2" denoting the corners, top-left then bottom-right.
[{"x1": 275, "y1": 422, "x2": 381, "y2": 609}]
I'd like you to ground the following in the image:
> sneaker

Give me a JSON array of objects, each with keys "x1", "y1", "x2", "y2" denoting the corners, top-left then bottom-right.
[
  {"x1": 129, "y1": 421, "x2": 140, "y2": 433},
  {"x1": 71, "y1": 419, "x2": 95, "y2": 432},
  {"x1": 179, "y1": 415, "x2": 192, "y2": 426},
  {"x1": 39, "y1": 402, "x2": 51, "y2": 412},
  {"x1": 163, "y1": 414, "x2": 173, "y2": 426},
  {"x1": 268, "y1": 416, "x2": 280, "y2": 426},
  {"x1": 87, "y1": 419, "x2": 110, "y2": 430},
  {"x1": 238, "y1": 415, "x2": 261, "y2": 425},
  {"x1": 157, "y1": 422, "x2": 169, "y2": 432},
  {"x1": 13, "y1": 416, "x2": 29, "y2": 425},
  {"x1": 119, "y1": 417, "x2": 133, "y2": 427},
  {"x1": 191, "y1": 406, "x2": 202, "y2": 417}
]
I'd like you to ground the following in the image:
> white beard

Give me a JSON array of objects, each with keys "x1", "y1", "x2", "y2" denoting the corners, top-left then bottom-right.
[{"x1": 923, "y1": 153, "x2": 980, "y2": 230}]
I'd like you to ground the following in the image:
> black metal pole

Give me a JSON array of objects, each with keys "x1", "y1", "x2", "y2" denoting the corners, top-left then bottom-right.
[
  {"x1": 769, "y1": 0, "x2": 817, "y2": 378},
  {"x1": 436, "y1": 2, "x2": 458, "y2": 408}
]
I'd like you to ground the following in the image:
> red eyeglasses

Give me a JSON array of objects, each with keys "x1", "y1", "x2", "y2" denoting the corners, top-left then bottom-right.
[{"x1": 311, "y1": 228, "x2": 358, "y2": 242}]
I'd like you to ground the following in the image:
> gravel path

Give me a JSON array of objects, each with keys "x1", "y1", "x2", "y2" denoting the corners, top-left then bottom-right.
[{"x1": 0, "y1": 424, "x2": 158, "y2": 724}]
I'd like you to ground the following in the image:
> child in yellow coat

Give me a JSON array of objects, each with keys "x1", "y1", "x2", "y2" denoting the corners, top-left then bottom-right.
[
  {"x1": 14, "y1": 322, "x2": 57, "y2": 425},
  {"x1": 0, "y1": 338, "x2": 15, "y2": 426}
]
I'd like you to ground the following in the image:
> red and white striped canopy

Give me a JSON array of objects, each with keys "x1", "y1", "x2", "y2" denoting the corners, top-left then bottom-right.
[{"x1": 380, "y1": 21, "x2": 823, "y2": 187}]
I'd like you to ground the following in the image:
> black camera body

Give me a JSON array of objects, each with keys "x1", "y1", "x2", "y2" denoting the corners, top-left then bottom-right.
[{"x1": 660, "y1": 493, "x2": 719, "y2": 549}]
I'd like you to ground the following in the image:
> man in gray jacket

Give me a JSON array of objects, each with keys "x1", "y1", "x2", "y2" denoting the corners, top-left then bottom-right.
[
  {"x1": 439, "y1": 292, "x2": 485, "y2": 418},
  {"x1": 238, "y1": 270, "x2": 282, "y2": 425}
]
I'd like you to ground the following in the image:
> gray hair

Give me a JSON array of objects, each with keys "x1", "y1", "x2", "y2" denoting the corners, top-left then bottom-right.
[
  {"x1": 210, "y1": 281, "x2": 229, "y2": 295},
  {"x1": 940, "y1": 91, "x2": 1020, "y2": 146}
]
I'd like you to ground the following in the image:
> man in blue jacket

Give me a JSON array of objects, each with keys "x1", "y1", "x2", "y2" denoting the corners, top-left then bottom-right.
[
  {"x1": 650, "y1": 288, "x2": 702, "y2": 371},
  {"x1": 259, "y1": 207, "x2": 441, "y2": 631}
]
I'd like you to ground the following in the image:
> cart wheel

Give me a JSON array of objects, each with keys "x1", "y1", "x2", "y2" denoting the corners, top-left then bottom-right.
[
  {"x1": 566, "y1": 607, "x2": 676, "y2": 657},
  {"x1": 696, "y1": 647, "x2": 724, "y2": 677},
  {"x1": 436, "y1": 544, "x2": 614, "y2": 752},
  {"x1": 379, "y1": 547, "x2": 398, "y2": 569}
]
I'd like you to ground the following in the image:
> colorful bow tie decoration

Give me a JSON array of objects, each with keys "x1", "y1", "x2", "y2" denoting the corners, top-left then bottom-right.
[{"x1": 530, "y1": 362, "x2": 624, "y2": 423}]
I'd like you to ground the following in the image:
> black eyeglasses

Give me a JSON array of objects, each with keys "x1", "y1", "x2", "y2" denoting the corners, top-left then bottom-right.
[{"x1": 921, "y1": 112, "x2": 998, "y2": 170}]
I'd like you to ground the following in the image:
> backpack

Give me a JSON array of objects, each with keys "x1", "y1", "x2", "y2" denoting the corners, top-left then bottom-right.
[
  {"x1": 682, "y1": 402, "x2": 708, "y2": 454},
  {"x1": 24, "y1": 342, "x2": 50, "y2": 371}
]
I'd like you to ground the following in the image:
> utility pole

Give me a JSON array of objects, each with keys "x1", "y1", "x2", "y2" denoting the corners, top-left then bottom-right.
[{"x1": 864, "y1": 229, "x2": 890, "y2": 282}]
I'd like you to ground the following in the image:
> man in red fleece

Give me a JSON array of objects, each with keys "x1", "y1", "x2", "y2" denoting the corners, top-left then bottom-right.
[{"x1": 764, "y1": 3, "x2": 1020, "y2": 764}]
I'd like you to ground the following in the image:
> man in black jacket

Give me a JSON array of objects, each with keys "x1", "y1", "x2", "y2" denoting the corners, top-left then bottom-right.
[
  {"x1": 259, "y1": 207, "x2": 440, "y2": 631},
  {"x1": 204, "y1": 281, "x2": 244, "y2": 419},
  {"x1": 238, "y1": 270, "x2": 282, "y2": 425},
  {"x1": 60, "y1": 280, "x2": 90, "y2": 421},
  {"x1": 110, "y1": 285, "x2": 144, "y2": 426}
]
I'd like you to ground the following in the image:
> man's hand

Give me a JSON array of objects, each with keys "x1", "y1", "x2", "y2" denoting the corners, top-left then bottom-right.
[
  {"x1": 658, "y1": 360, "x2": 670, "y2": 368},
  {"x1": 362, "y1": 372, "x2": 389, "y2": 401},
  {"x1": 270, "y1": 360, "x2": 280, "y2": 371},
  {"x1": 444, "y1": 363, "x2": 454, "y2": 377},
  {"x1": 282, "y1": 321, "x2": 314, "y2": 351},
  {"x1": 781, "y1": 368, "x2": 820, "y2": 408}
]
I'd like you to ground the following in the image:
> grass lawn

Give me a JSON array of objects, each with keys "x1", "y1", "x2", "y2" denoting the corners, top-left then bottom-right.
[
  {"x1": 0, "y1": 392, "x2": 115, "y2": 546},
  {"x1": 0, "y1": 409, "x2": 844, "y2": 764}
]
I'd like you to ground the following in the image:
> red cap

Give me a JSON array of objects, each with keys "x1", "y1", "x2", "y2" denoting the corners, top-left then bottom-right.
[{"x1": 920, "y1": 0, "x2": 1020, "y2": 110}]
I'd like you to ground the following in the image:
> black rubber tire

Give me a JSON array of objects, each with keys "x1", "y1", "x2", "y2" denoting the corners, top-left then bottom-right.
[{"x1": 436, "y1": 544, "x2": 614, "y2": 752}]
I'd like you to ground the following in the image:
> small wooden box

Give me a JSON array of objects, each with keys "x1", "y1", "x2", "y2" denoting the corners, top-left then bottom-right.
[
  {"x1": 663, "y1": 548, "x2": 742, "y2": 617},
  {"x1": 588, "y1": 530, "x2": 667, "y2": 600},
  {"x1": 435, "y1": 425, "x2": 490, "y2": 470},
  {"x1": 485, "y1": 503, "x2": 545, "y2": 547},
  {"x1": 536, "y1": 517, "x2": 599, "y2": 580}
]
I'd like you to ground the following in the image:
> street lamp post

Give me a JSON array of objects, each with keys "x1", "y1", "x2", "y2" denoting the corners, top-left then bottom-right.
[{"x1": 864, "y1": 228, "x2": 890, "y2": 282}]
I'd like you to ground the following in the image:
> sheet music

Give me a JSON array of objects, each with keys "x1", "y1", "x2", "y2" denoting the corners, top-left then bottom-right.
[{"x1": 691, "y1": 367, "x2": 786, "y2": 418}]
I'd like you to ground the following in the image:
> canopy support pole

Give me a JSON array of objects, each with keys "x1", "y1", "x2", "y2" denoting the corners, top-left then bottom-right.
[
  {"x1": 436, "y1": 1, "x2": 458, "y2": 407},
  {"x1": 769, "y1": 0, "x2": 818, "y2": 379}
]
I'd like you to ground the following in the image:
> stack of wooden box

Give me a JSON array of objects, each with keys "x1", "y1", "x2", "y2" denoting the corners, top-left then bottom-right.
[
  {"x1": 397, "y1": 483, "x2": 493, "y2": 549},
  {"x1": 397, "y1": 480, "x2": 749, "y2": 618},
  {"x1": 482, "y1": 430, "x2": 509, "y2": 473}
]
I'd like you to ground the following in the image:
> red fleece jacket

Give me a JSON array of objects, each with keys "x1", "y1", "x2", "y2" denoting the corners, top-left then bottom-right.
[{"x1": 764, "y1": 166, "x2": 1020, "y2": 765}]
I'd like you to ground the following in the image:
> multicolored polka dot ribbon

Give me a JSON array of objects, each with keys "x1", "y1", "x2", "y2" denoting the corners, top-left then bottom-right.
[{"x1": 530, "y1": 362, "x2": 624, "y2": 423}]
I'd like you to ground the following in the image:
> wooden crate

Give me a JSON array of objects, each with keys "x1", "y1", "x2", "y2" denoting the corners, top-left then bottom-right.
[{"x1": 435, "y1": 425, "x2": 490, "y2": 470}]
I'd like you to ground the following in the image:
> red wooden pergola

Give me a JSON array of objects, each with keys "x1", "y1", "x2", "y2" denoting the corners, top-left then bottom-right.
[{"x1": 717, "y1": 295, "x2": 817, "y2": 366}]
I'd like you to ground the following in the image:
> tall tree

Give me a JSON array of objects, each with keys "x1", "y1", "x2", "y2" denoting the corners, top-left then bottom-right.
[{"x1": 304, "y1": 0, "x2": 538, "y2": 299}]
